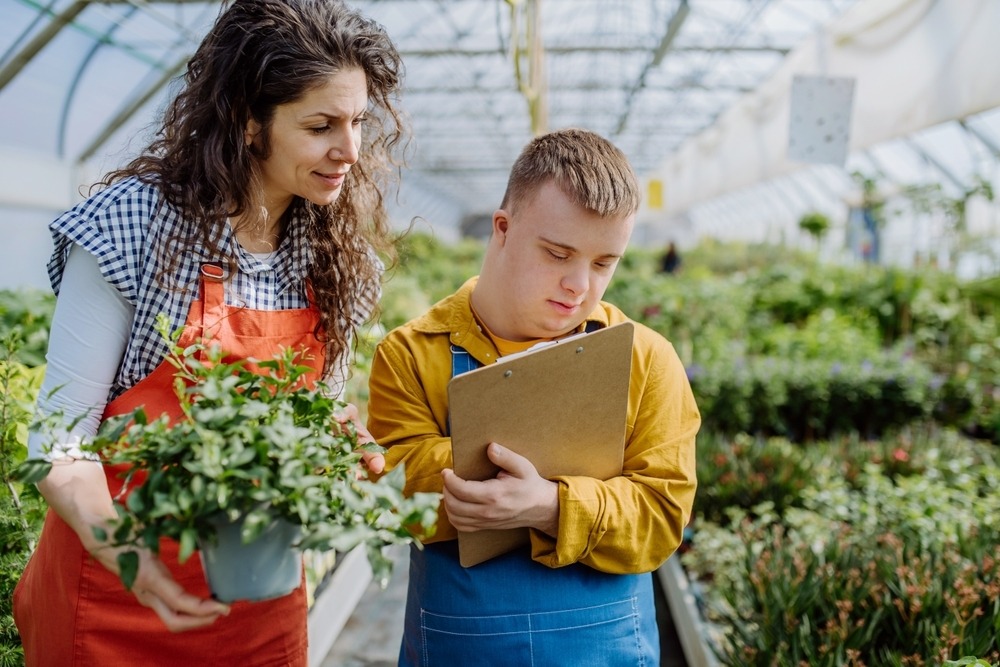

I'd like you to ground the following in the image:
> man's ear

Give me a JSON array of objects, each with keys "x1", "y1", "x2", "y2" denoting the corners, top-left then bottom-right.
[{"x1": 492, "y1": 209, "x2": 509, "y2": 244}]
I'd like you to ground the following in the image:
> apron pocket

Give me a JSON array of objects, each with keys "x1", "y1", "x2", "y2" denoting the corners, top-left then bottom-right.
[{"x1": 418, "y1": 596, "x2": 647, "y2": 667}]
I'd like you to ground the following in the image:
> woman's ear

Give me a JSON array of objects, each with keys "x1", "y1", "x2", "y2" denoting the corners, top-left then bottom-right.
[{"x1": 245, "y1": 119, "x2": 262, "y2": 146}]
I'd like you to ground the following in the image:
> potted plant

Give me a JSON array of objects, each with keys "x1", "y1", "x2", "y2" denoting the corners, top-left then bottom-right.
[{"x1": 19, "y1": 317, "x2": 439, "y2": 602}]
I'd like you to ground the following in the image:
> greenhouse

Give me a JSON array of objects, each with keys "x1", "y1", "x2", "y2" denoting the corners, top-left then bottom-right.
[{"x1": 1, "y1": 0, "x2": 998, "y2": 665}]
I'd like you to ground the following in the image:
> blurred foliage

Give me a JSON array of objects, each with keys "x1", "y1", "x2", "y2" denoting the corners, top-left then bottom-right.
[
  {"x1": 0, "y1": 334, "x2": 48, "y2": 665},
  {"x1": 600, "y1": 240, "x2": 1000, "y2": 442},
  {"x1": 685, "y1": 425, "x2": 1000, "y2": 665},
  {"x1": 797, "y1": 211, "x2": 830, "y2": 244},
  {"x1": 0, "y1": 290, "x2": 54, "y2": 368}
]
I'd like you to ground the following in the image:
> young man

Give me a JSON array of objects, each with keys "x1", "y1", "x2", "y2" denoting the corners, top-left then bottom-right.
[{"x1": 368, "y1": 128, "x2": 700, "y2": 665}]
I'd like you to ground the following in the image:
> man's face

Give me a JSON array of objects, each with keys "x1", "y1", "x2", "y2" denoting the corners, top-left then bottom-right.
[{"x1": 486, "y1": 180, "x2": 634, "y2": 341}]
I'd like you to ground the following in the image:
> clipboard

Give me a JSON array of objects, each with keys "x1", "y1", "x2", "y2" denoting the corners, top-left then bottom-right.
[{"x1": 448, "y1": 321, "x2": 634, "y2": 567}]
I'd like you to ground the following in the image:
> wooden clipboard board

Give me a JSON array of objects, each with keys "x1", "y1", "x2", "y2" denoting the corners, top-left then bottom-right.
[{"x1": 448, "y1": 321, "x2": 634, "y2": 567}]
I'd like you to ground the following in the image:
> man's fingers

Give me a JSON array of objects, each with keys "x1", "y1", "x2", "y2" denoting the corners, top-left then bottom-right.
[
  {"x1": 485, "y1": 443, "x2": 533, "y2": 478},
  {"x1": 441, "y1": 468, "x2": 480, "y2": 502}
]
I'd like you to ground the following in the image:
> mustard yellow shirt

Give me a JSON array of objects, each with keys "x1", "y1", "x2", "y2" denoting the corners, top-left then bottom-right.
[{"x1": 367, "y1": 277, "x2": 700, "y2": 574}]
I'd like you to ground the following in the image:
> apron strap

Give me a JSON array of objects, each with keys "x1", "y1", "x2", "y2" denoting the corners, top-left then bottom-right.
[
  {"x1": 450, "y1": 343, "x2": 481, "y2": 378},
  {"x1": 445, "y1": 344, "x2": 482, "y2": 436},
  {"x1": 199, "y1": 262, "x2": 226, "y2": 344}
]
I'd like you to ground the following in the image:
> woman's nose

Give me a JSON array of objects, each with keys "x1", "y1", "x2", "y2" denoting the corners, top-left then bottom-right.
[{"x1": 330, "y1": 129, "x2": 360, "y2": 165}]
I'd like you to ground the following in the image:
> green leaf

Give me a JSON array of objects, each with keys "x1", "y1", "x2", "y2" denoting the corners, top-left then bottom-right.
[
  {"x1": 13, "y1": 458, "x2": 51, "y2": 484},
  {"x1": 117, "y1": 552, "x2": 139, "y2": 590},
  {"x1": 178, "y1": 527, "x2": 197, "y2": 564},
  {"x1": 241, "y1": 509, "x2": 272, "y2": 544}
]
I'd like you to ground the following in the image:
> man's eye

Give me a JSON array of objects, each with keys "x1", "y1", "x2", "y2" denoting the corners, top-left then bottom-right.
[{"x1": 547, "y1": 250, "x2": 568, "y2": 261}]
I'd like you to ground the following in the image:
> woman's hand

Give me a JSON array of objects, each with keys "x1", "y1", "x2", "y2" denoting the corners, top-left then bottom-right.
[
  {"x1": 89, "y1": 539, "x2": 230, "y2": 632},
  {"x1": 334, "y1": 402, "x2": 385, "y2": 476},
  {"x1": 38, "y1": 459, "x2": 229, "y2": 632}
]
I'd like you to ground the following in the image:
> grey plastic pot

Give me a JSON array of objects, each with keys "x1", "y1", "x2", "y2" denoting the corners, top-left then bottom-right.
[{"x1": 199, "y1": 512, "x2": 303, "y2": 603}]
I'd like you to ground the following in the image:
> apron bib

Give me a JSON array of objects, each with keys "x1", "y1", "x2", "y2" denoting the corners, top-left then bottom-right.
[
  {"x1": 14, "y1": 263, "x2": 324, "y2": 667},
  {"x1": 397, "y1": 342, "x2": 659, "y2": 667}
]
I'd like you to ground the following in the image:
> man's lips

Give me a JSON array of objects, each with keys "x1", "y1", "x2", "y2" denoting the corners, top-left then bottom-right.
[{"x1": 549, "y1": 299, "x2": 582, "y2": 314}]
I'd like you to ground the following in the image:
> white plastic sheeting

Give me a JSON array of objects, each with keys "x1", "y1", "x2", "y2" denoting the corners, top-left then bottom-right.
[{"x1": 648, "y1": 0, "x2": 1000, "y2": 219}]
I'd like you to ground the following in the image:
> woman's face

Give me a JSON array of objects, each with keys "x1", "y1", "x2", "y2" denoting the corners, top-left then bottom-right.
[{"x1": 247, "y1": 67, "x2": 368, "y2": 221}]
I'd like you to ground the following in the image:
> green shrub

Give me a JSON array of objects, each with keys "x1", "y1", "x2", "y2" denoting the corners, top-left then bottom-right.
[
  {"x1": 686, "y1": 428, "x2": 1000, "y2": 665},
  {"x1": 0, "y1": 290, "x2": 54, "y2": 368},
  {"x1": 690, "y1": 353, "x2": 935, "y2": 440},
  {"x1": 693, "y1": 433, "x2": 811, "y2": 526},
  {"x1": 0, "y1": 335, "x2": 48, "y2": 665}
]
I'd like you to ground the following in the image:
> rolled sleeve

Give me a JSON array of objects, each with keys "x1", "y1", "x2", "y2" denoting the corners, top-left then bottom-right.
[
  {"x1": 530, "y1": 325, "x2": 700, "y2": 574},
  {"x1": 367, "y1": 334, "x2": 454, "y2": 542}
]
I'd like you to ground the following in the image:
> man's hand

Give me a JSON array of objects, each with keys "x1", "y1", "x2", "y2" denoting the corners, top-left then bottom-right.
[{"x1": 442, "y1": 443, "x2": 559, "y2": 537}]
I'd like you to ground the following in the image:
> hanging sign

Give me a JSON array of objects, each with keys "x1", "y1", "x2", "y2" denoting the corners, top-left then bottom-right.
[{"x1": 788, "y1": 75, "x2": 856, "y2": 166}]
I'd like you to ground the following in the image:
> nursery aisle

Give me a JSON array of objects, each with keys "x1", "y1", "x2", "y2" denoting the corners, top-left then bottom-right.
[{"x1": 320, "y1": 544, "x2": 408, "y2": 667}]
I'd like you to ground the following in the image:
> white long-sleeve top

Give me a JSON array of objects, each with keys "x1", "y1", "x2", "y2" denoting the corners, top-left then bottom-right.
[{"x1": 28, "y1": 245, "x2": 131, "y2": 460}]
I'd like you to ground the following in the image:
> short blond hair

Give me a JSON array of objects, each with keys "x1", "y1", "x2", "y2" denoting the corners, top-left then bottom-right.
[{"x1": 500, "y1": 128, "x2": 640, "y2": 218}]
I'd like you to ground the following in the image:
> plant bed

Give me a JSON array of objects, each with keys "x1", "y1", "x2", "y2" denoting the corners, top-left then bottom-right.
[
  {"x1": 657, "y1": 556, "x2": 720, "y2": 667},
  {"x1": 680, "y1": 427, "x2": 1000, "y2": 665}
]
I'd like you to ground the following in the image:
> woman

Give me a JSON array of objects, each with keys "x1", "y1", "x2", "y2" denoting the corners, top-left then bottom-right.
[{"x1": 13, "y1": 1, "x2": 406, "y2": 664}]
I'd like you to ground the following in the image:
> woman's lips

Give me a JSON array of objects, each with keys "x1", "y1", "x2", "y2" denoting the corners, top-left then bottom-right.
[{"x1": 315, "y1": 171, "x2": 347, "y2": 187}]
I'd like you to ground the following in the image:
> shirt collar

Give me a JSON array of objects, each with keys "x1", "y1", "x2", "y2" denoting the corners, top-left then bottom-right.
[{"x1": 222, "y1": 214, "x2": 310, "y2": 296}]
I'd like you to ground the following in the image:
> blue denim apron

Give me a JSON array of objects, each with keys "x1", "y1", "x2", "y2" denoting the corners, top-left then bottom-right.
[{"x1": 397, "y1": 342, "x2": 659, "y2": 666}]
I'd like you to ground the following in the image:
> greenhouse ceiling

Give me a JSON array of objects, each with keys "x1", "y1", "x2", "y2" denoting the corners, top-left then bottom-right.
[
  {"x1": 0, "y1": 1, "x2": 856, "y2": 222},
  {"x1": 1, "y1": 0, "x2": 999, "y2": 245}
]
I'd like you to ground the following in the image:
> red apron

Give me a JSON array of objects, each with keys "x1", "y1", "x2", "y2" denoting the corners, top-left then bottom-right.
[{"x1": 14, "y1": 264, "x2": 325, "y2": 666}]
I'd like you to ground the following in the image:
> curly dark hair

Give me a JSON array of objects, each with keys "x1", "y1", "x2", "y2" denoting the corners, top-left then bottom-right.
[{"x1": 102, "y1": 0, "x2": 407, "y2": 376}]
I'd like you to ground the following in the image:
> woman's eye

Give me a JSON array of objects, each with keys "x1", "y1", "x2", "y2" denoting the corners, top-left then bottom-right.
[
  {"x1": 310, "y1": 126, "x2": 330, "y2": 135},
  {"x1": 353, "y1": 115, "x2": 369, "y2": 126},
  {"x1": 547, "y1": 250, "x2": 568, "y2": 261}
]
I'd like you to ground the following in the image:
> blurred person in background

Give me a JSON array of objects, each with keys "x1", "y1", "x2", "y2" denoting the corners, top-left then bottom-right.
[{"x1": 660, "y1": 240, "x2": 681, "y2": 274}]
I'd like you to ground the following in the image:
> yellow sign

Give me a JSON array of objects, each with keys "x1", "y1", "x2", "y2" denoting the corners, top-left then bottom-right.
[{"x1": 647, "y1": 179, "x2": 664, "y2": 210}]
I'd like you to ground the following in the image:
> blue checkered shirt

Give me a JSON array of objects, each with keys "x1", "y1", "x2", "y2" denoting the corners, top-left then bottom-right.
[{"x1": 47, "y1": 176, "x2": 376, "y2": 400}]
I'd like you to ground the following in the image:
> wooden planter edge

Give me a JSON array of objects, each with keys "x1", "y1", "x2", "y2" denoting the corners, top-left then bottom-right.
[
  {"x1": 306, "y1": 545, "x2": 372, "y2": 667},
  {"x1": 657, "y1": 557, "x2": 720, "y2": 667}
]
